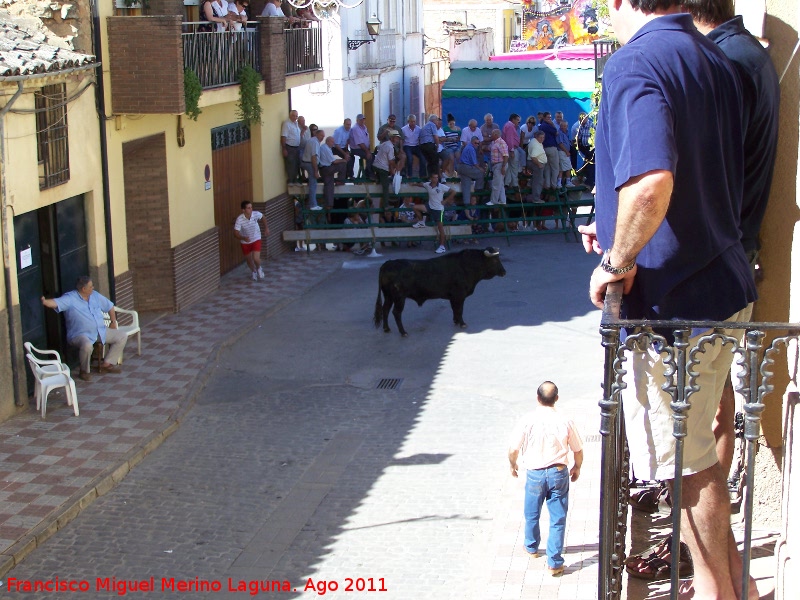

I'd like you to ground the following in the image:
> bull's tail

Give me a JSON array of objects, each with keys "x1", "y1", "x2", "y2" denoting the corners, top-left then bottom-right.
[{"x1": 373, "y1": 282, "x2": 383, "y2": 328}]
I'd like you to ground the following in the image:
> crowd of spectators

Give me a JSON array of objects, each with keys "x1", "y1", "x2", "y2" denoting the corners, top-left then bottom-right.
[
  {"x1": 281, "y1": 108, "x2": 595, "y2": 252},
  {"x1": 198, "y1": 0, "x2": 318, "y2": 31}
]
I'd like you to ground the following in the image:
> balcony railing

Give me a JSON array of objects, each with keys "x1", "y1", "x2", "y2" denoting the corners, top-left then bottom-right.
[
  {"x1": 593, "y1": 37, "x2": 619, "y2": 82},
  {"x1": 357, "y1": 29, "x2": 396, "y2": 70},
  {"x1": 285, "y1": 23, "x2": 322, "y2": 75},
  {"x1": 183, "y1": 23, "x2": 261, "y2": 89},
  {"x1": 598, "y1": 281, "x2": 787, "y2": 599}
]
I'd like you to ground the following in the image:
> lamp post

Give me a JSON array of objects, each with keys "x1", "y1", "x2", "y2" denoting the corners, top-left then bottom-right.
[{"x1": 347, "y1": 14, "x2": 382, "y2": 52}]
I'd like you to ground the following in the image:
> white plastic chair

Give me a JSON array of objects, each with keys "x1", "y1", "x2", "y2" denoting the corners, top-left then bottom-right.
[
  {"x1": 24, "y1": 345, "x2": 79, "y2": 418},
  {"x1": 102, "y1": 307, "x2": 141, "y2": 362}
]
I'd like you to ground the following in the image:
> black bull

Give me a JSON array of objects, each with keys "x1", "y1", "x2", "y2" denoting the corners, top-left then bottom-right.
[{"x1": 373, "y1": 248, "x2": 507, "y2": 336}]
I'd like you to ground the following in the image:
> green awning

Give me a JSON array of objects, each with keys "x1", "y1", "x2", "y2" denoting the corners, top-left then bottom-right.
[{"x1": 442, "y1": 67, "x2": 593, "y2": 99}]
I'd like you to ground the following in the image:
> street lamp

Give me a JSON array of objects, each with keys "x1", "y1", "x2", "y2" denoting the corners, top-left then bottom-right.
[{"x1": 347, "y1": 14, "x2": 382, "y2": 52}]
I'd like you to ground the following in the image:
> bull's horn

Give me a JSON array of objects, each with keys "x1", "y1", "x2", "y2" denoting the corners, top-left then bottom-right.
[{"x1": 484, "y1": 248, "x2": 500, "y2": 257}]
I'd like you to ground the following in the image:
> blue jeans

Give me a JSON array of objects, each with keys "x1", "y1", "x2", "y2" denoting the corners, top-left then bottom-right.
[
  {"x1": 300, "y1": 161, "x2": 319, "y2": 208},
  {"x1": 524, "y1": 466, "x2": 569, "y2": 568}
]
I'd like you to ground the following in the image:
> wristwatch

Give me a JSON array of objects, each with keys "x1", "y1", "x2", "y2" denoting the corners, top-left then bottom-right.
[{"x1": 600, "y1": 250, "x2": 636, "y2": 275}]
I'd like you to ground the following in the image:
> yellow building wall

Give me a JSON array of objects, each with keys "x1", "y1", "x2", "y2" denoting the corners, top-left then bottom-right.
[
  {"x1": 104, "y1": 86, "x2": 287, "y2": 275},
  {"x1": 1, "y1": 74, "x2": 104, "y2": 305}
]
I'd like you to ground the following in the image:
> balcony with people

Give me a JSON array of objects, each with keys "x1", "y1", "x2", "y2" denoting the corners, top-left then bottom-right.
[{"x1": 106, "y1": 0, "x2": 323, "y2": 114}]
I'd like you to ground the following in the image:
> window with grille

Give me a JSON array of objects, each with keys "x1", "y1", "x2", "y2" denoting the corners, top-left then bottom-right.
[
  {"x1": 35, "y1": 84, "x2": 70, "y2": 190},
  {"x1": 409, "y1": 76, "x2": 420, "y2": 118}
]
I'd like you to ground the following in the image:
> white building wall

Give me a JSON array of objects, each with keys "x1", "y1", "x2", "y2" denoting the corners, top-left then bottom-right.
[{"x1": 291, "y1": 0, "x2": 424, "y2": 145}]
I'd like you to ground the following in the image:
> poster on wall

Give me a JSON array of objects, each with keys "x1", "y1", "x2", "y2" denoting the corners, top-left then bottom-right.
[{"x1": 519, "y1": 0, "x2": 602, "y2": 51}]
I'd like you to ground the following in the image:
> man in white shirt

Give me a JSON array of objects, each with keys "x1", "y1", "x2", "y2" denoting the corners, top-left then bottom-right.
[
  {"x1": 401, "y1": 115, "x2": 425, "y2": 178},
  {"x1": 301, "y1": 129, "x2": 324, "y2": 210},
  {"x1": 281, "y1": 109, "x2": 301, "y2": 183},
  {"x1": 372, "y1": 131, "x2": 401, "y2": 215},
  {"x1": 233, "y1": 201, "x2": 269, "y2": 281},
  {"x1": 412, "y1": 173, "x2": 456, "y2": 254},
  {"x1": 508, "y1": 381, "x2": 583, "y2": 576},
  {"x1": 527, "y1": 130, "x2": 547, "y2": 203}
]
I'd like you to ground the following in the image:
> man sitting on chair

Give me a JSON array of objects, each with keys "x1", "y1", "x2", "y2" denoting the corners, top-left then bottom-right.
[{"x1": 41, "y1": 276, "x2": 127, "y2": 382}]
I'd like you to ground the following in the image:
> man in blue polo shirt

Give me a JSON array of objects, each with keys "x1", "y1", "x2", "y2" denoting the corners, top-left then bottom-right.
[
  {"x1": 41, "y1": 276, "x2": 128, "y2": 382},
  {"x1": 578, "y1": 1, "x2": 757, "y2": 598},
  {"x1": 537, "y1": 112, "x2": 560, "y2": 190},
  {"x1": 685, "y1": 0, "x2": 781, "y2": 496},
  {"x1": 455, "y1": 136, "x2": 485, "y2": 207}
]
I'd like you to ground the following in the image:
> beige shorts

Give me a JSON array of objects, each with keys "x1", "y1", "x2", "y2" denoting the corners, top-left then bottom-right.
[{"x1": 622, "y1": 307, "x2": 751, "y2": 481}]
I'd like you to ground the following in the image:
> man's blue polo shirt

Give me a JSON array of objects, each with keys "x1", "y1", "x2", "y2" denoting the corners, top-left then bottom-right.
[
  {"x1": 460, "y1": 142, "x2": 479, "y2": 167},
  {"x1": 538, "y1": 121, "x2": 558, "y2": 148},
  {"x1": 54, "y1": 290, "x2": 114, "y2": 344},
  {"x1": 708, "y1": 16, "x2": 780, "y2": 256},
  {"x1": 595, "y1": 13, "x2": 756, "y2": 322},
  {"x1": 418, "y1": 121, "x2": 438, "y2": 145}
]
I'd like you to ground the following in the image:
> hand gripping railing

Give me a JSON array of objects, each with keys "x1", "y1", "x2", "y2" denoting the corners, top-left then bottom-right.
[{"x1": 598, "y1": 281, "x2": 796, "y2": 600}]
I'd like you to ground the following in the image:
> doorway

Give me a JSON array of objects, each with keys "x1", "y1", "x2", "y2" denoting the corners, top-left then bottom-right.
[
  {"x1": 14, "y1": 195, "x2": 89, "y2": 387},
  {"x1": 362, "y1": 89, "x2": 375, "y2": 150},
  {"x1": 212, "y1": 122, "x2": 253, "y2": 275}
]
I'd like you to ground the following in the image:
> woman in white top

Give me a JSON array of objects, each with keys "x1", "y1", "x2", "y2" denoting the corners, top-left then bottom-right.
[{"x1": 202, "y1": 0, "x2": 230, "y2": 32}]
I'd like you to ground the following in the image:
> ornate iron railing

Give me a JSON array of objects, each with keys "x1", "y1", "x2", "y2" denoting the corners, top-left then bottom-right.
[
  {"x1": 599, "y1": 281, "x2": 790, "y2": 600},
  {"x1": 182, "y1": 22, "x2": 260, "y2": 89},
  {"x1": 284, "y1": 22, "x2": 322, "y2": 75}
]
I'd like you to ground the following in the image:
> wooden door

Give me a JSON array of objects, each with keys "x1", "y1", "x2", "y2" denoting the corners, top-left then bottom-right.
[
  {"x1": 212, "y1": 123, "x2": 253, "y2": 275},
  {"x1": 362, "y1": 89, "x2": 375, "y2": 150}
]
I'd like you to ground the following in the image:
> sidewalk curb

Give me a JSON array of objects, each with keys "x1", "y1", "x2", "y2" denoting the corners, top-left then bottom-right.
[{"x1": 0, "y1": 287, "x2": 309, "y2": 580}]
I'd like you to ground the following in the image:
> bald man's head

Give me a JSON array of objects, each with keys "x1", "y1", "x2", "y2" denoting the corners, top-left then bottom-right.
[{"x1": 537, "y1": 381, "x2": 559, "y2": 406}]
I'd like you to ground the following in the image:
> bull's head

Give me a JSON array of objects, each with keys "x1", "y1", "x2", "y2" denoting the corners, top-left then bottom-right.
[{"x1": 482, "y1": 247, "x2": 506, "y2": 278}]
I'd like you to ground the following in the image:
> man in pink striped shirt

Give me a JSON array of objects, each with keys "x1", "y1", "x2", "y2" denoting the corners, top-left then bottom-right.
[{"x1": 508, "y1": 381, "x2": 583, "y2": 576}]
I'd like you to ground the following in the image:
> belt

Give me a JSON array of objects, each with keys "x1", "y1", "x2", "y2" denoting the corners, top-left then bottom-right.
[
  {"x1": 535, "y1": 463, "x2": 567, "y2": 471},
  {"x1": 286, "y1": 145, "x2": 299, "y2": 148}
]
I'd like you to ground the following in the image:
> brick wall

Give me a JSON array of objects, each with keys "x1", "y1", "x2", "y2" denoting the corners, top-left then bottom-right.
[
  {"x1": 107, "y1": 16, "x2": 185, "y2": 114},
  {"x1": 259, "y1": 192, "x2": 293, "y2": 259},
  {"x1": 258, "y1": 17, "x2": 286, "y2": 94},
  {"x1": 114, "y1": 270, "x2": 135, "y2": 311},
  {"x1": 173, "y1": 227, "x2": 221, "y2": 312},
  {"x1": 122, "y1": 134, "x2": 176, "y2": 312},
  {"x1": 147, "y1": 0, "x2": 184, "y2": 16}
]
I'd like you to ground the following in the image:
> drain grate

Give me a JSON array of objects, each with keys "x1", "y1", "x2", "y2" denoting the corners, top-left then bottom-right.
[
  {"x1": 376, "y1": 378, "x2": 403, "y2": 390},
  {"x1": 585, "y1": 434, "x2": 601, "y2": 443}
]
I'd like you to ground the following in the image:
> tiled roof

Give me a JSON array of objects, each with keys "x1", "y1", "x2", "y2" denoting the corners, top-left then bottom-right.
[{"x1": 0, "y1": 10, "x2": 95, "y2": 78}]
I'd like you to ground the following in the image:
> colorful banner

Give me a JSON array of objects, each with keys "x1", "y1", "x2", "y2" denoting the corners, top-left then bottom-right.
[{"x1": 518, "y1": 0, "x2": 601, "y2": 51}]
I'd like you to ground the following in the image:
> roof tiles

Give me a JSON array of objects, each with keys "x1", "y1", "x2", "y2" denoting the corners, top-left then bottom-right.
[{"x1": 0, "y1": 10, "x2": 95, "y2": 78}]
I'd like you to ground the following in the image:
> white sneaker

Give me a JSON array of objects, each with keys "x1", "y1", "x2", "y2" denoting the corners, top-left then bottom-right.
[
  {"x1": 435, "y1": 245, "x2": 446, "y2": 254},
  {"x1": 413, "y1": 221, "x2": 427, "y2": 228},
  {"x1": 294, "y1": 246, "x2": 303, "y2": 252},
  {"x1": 251, "y1": 271, "x2": 258, "y2": 281},
  {"x1": 310, "y1": 205, "x2": 323, "y2": 211},
  {"x1": 485, "y1": 201, "x2": 494, "y2": 206},
  {"x1": 257, "y1": 267, "x2": 265, "y2": 279}
]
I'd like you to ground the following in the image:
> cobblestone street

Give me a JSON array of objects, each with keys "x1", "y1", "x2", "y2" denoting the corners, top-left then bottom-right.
[{"x1": 1, "y1": 237, "x2": 606, "y2": 599}]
